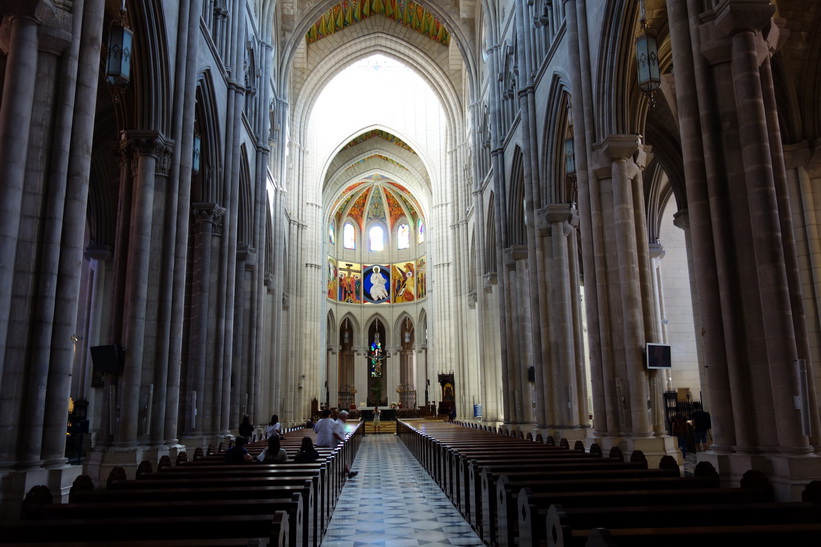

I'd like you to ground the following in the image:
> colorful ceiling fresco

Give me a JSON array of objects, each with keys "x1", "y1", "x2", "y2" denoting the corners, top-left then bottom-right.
[
  {"x1": 331, "y1": 176, "x2": 421, "y2": 230},
  {"x1": 340, "y1": 129, "x2": 416, "y2": 155},
  {"x1": 305, "y1": 0, "x2": 450, "y2": 47}
]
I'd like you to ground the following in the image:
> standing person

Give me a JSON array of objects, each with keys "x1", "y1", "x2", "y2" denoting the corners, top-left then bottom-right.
[
  {"x1": 314, "y1": 409, "x2": 336, "y2": 448},
  {"x1": 224, "y1": 436, "x2": 253, "y2": 463},
  {"x1": 238, "y1": 415, "x2": 254, "y2": 441},
  {"x1": 691, "y1": 402, "x2": 712, "y2": 452},
  {"x1": 336, "y1": 410, "x2": 358, "y2": 478},
  {"x1": 372, "y1": 406, "x2": 381, "y2": 432},
  {"x1": 671, "y1": 413, "x2": 689, "y2": 459},
  {"x1": 266, "y1": 414, "x2": 282, "y2": 438}
]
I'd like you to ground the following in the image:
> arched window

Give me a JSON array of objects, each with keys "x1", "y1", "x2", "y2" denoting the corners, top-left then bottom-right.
[
  {"x1": 369, "y1": 225, "x2": 384, "y2": 251},
  {"x1": 343, "y1": 222, "x2": 356, "y2": 249},
  {"x1": 397, "y1": 223, "x2": 410, "y2": 249},
  {"x1": 417, "y1": 219, "x2": 425, "y2": 243},
  {"x1": 329, "y1": 220, "x2": 335, "y2": 245}
]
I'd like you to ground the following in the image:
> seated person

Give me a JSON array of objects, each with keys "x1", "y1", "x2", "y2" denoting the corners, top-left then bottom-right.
[
  {"x1": 224, "y1": 436, "x2": 253, "y2": 463},
  {"x1": 293, "y1": 436, "x2": 320, "y2": 462},
  {"x1": 261, "y1": 435, "x2": 289, "y2": 463}
]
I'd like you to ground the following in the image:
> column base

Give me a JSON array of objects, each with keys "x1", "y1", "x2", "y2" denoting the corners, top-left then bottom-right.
[
  {"x1": 1, "y1": 465, "x2": 83, "y2": 521},
  {"x1": 699, "y1": 451, "x2": 821, "y2": 501}
]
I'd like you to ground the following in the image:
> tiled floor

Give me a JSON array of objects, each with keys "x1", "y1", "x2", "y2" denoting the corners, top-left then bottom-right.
[{"x1": 320, "y1": 434, "x2": 485, "y2": 546}]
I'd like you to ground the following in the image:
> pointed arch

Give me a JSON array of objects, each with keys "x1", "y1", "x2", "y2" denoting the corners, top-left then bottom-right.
[
  {"x1": 193, "y1": 71, "x2": 223, "y2": 204},
  {"x1": 507, "y1": 147, "x2": 526, "y2": 246}
]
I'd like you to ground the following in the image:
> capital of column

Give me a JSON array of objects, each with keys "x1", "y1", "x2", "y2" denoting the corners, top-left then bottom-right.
[
  {"x1": 84, "y1": 243, "x2": 113, "y2": 262},
  {"x1": 714, "y1": 0, "x2": 774, "y2": 37},
  {"x1": 119, "y1": 130, "x2": 175, "y2": 175},
  {"x1": 504, "y1": 245, "x2": 528, "y2": 270},
  {"x1": 673, "y1": 208, "x2": 690, "y2": 231},
  {"x1": 191, "y1": 202, "x2": 225, "y2": 230},
  {"x1": 594, "y1": 134, "x2": 642, "y2": 162},
  {"x1": 648, "y1": 242, "x2": 665, "y2": 260},
  {"x1": 483, "y1": 272, "x2": 497, "y2": 290},
  {"x1": 782, "y1": 141, "x2": 811, "y2": 170}
]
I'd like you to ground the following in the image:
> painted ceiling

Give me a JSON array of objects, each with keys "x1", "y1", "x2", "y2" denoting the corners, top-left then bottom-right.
[
  {"x1": 306, "y1": 0, "x2": 451, "y2": 47},
  {"x1": 332, "y1": 175, "x2": 423, "y2": 230}
]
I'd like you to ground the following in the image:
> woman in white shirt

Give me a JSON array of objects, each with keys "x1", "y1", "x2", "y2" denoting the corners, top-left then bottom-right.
[{"x1": 266, "y1": 414, "x2": 281, "y2": 438}]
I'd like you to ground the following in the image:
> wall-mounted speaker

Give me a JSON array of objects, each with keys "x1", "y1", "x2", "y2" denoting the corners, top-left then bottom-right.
[
  {"x1": 90, "y1": 345, "x2": 124, "y2": 372},
  {"x1": 528, "y1": 365, "x2": 535, "y2": 383}
]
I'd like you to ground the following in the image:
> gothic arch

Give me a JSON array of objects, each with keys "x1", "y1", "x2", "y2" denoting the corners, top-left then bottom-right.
[
  {"x1": 127, "y1": 0, "x2": 172, "y2": 133},
  {"x1": 237, "y1": 145, "x2": 252, "y2": 247},
  {"x1": 193, "y1": 71, "x2": 223, "y2": 204},
  {"x1": 540, "y1": 75, "x2": 574, "y2": 206},
  {"x1": 507, "y1": 147, "x2": 526, "y2": 246},
  {"x1": 485, "y1": 192, "x2": 496, "y2": 275}
]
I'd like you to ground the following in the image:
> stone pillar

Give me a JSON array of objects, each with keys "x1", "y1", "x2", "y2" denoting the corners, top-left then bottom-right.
[
  {"x1": 540, "y1": 204, "x2": 587, "y2": 437},
  {"x1": 182, "y1": 203, "x2": 224, "y2": 440},
  {"x1": 0, "y1": 15, "x2": 39, "y2": 366},
  {"x1": 117, "y1": 131, "x2": 172, "y2": 446}
]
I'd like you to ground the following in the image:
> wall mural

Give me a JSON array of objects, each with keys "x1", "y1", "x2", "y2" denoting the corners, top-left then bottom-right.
[
  {"x1": 392, "y1": 262, "x2": 415, "y2": 303},
  {"x1": 416, "y1": 256, "x2": 426, "y2": 299},
  {"x1": 329, "y1": 257, "x2": 426, "y2": 303},
  {"x1": 338, "y1": 262, "x2": 362, "y2": 303},
  {"x1": 363, "y1": 265, "x2": 391, "y2": 303}
]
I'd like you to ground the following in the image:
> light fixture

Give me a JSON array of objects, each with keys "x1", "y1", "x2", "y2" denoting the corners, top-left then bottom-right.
[
  {"x1": 106, "y1": 1, "x2": 133, "y2": 99},
  {"x1": 635, "y1": 0, "x2": 660, "y2": 108},
  {"x1": 192, "y1": 124, "x2": 201, "y2": 173}
]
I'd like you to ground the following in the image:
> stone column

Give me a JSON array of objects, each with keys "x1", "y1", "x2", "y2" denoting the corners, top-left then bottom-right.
[
  {"x1": 0, "y1": 15, "x2": 39, "y2": 364},
  {"x1": 117, "y1": 131, "x2": 172, "y2": 445},
  {"x1": 183, "y1": 202, "x2": 224, "y2": 439},
  {"x1": 540, "y1": 204, "x2": 586, "y2": 434}
]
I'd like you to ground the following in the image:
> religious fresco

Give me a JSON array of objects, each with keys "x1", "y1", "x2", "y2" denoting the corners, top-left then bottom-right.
[
  {"x1": 305, "y1": 1, "x2": 451, "y2": 47},
  {"x1": 347, "y1": 189, "x2": 370, "y2": 228},
  {"x1": 328, "y1": 257, "x2": 427, "y2": 303},
  {"x1": 366, "y1": 188, "x2": 386, "y2": 223},
  {"x1": 383, "y1": 191, "x2": 404, "y2": 230},
  {"x1": 416, "y1": 256, "x2": 426, "y2": 298},
  {"x1": 392, "y1": 262, "x2": 415, "y2": 303},
  {"x1": 327, "y1": 257, "x2": 338, "y2": 299},
  {"x1": 337, "y1": 262, "x2": 362, "y2": 303},
  {"x1": 363, "y1": 265, "x2": 391, "y2": 304}
]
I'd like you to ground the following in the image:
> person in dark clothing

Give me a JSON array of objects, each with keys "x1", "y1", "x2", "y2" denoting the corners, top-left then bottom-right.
[
  {"x1": 293, "y1": 436, "x2": 320, "y2": 462},
  {"x1": 691, "y1": 402, "x2": 712, "y2": 452},
  {"x1": 224, "y1": 436, "x2": 253, "y2": 463},
  {"x1": 238, "y1": 415, "x2": 254, "y2": 440}
]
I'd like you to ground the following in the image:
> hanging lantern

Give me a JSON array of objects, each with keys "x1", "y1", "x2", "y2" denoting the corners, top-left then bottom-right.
[
  {"x1": 106, "y1": 7, "x2": 133, "y2": 90},
  {"x1": 635, "y1": 3, "x2": 660, "y2": 107},
  {"x1": 192, "y1": 132, "x2": 201, "y2": 173},
  {"x1": 564, "y1": 136, "x2": 576, "y2": 175}
]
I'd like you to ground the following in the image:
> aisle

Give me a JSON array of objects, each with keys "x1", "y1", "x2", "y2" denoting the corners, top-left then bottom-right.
[{"x1": 320, "y1": 434, "x2": 484, "y2": 546}]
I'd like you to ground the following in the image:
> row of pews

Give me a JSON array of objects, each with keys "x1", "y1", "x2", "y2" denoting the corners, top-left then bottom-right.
[
  {"x1": 397, "y1": 419, "x2": 821, "y2": 546},
  {"x1": 0, "y1": 422, "x2": 363, "y2": 547}
]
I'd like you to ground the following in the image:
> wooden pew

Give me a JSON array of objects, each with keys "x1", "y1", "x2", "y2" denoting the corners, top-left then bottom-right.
[
  {"x1": 583, "y1": 522, "x2": 821, "y2": 547},
  {"x1": 105, "y1": 471, "x2": 314, "y2": 547},
  {"x1": 487, "y1": 459, "x2": 687, "y2": 546},
  {"x1": 516, "y1": 470, "x2": 777, "y2": 547},
  {"x1": 0, "y1": 507, "x2": 290, "y2": 546},
  {"x1": 546, "y1": 498, "x2": 821, "y2": 547}
]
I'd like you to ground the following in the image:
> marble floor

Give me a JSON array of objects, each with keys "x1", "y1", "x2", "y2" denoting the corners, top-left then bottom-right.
[{"x1": 320, "y1": 434, "x2": 485, "y2": 547}]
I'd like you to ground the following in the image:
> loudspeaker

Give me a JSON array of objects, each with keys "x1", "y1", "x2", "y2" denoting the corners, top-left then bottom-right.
[
  {"x1": 90, "y1": 345, "x2": 124, "y2": 372},
  {"x1": 528, "y1": 365, "x2": 535, "y2": 383}
]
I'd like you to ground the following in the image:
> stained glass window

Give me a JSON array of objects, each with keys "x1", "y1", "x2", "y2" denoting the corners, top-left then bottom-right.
[
  {"x1": 329, "y1": 220, "x2": 335, "y2": 244},
  {"x1": 417, "y1": 219, "x2": 425, "y2": 243},
  {"x1": 369, "y1": 225, "x2": 384, "y2": 251},
  {"x1": 398, "y1": 223, "x2": 410, "y2": 249},
  {"x1": 343, "y1": 222, "x2": 356, "y2": 249}
]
